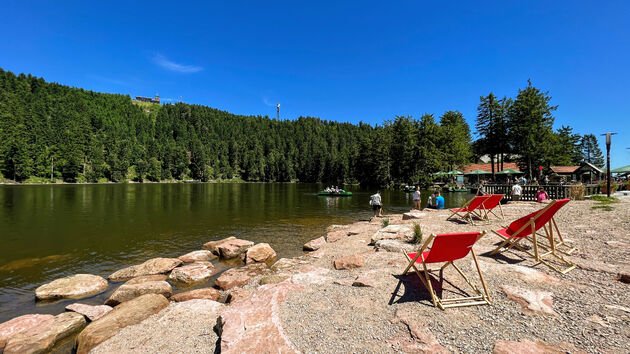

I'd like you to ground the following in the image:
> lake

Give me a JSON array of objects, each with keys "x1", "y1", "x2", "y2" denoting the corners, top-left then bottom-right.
[{"x1": 0, "y1": 183, "x2": 473, "y2": 322}]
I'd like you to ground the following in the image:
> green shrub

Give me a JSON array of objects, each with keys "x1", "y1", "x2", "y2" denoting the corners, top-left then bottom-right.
[
  {"x1": 381, "y1": 218, "x2": 390, "y2": 227},
  {"x1": 413, "y1": 223, "x2": 423, "y2": 244}
]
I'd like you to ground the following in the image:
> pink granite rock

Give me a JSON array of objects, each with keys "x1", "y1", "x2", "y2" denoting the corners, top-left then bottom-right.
[
  {"x1": 501, "y1": 285, "x2": 557, "y2": 316},
  {"x1": 0, "y1": 314, "x2": 54, "y2": 351},
  {"x1": 170, "y1": 287, "x2": 221, "y2": 302},
  {"x1": 214, "y1": 263, "x2": 267, "y2": 290},
  {"x1": 303, "y1": 237, "x2": 326, "y2": 251},
  {"x1": 168, "y1": 262, "x2": 215, "y2": 283},
  {"x1": 178, "y1": 250, "x2": 215, "y2": 263},
  {"x1": 217, "y1": 239, "x2": 255, "y2": 259},
  {"x1": 217, "y1": 282, "x2": 303, "y2": 353},
  {"x1": 333, "y1": 254, "x2": 365, "y2": 270},
  {"x1": 244, "y1": 243, "x2": 277, "y2": 264},
  {"x1": 35, "y1": 274, "x2": 108, "y2": 300},
  {"x1": 109, "y1": 258, "x2": 182, "y2": 282},
  {"x1": 66, "y1": 303, "x2": 113, "y2": 321},
  {"x1": 3, "y1": 312, "x2": 86, "y2": 354}
]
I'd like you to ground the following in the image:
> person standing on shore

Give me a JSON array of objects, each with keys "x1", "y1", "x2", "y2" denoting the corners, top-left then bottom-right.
[
  {"x1": 477, "y1": 180, "x2": 486, "y2": 195},
  {"x1": 511, "y1": 182, "x2": 522, "y2": 201},
  {"x1": 412, "y1": 187, "x2": 421, "y2": 210},
  {"x1": 369, "y1": 191, "x2": 383, "y2": 218}
]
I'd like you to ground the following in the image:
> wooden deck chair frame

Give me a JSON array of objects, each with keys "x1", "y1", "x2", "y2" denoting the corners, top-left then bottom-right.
[
  {"x1": 401, "y1": 231, "x2": 491, "y2": 310},
  {"x1": 482, "y1": 194, "x2": 505, "y2": 221},
  {"x1": 446, "y1": 195, "x2": 490, "y2": 226},
  {"x1": 490, "y1": 199, "x2": 576, "y2": 274}
]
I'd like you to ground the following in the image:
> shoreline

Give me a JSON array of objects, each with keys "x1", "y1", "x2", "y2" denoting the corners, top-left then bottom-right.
[{"x1": 1, "y1": 199, "x2": 629, "y2": 352}]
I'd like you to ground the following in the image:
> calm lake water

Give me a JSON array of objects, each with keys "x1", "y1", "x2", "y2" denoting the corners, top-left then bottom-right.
[{"x1": 0, "y1": 183, "x2": 472, "y2": 322}]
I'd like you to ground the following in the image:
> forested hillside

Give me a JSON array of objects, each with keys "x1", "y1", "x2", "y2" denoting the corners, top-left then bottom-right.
[
  {"x1": 0, "y1": 69, "x2": 470, "y2": 185},
  {"x1": 0, "y1": 68, "x2": 595, "y2": 185}
]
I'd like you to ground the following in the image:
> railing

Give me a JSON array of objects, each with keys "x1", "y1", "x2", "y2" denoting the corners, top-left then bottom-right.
[{"x1": 483, "y1": 184, "x2": 599, "y2": 201}]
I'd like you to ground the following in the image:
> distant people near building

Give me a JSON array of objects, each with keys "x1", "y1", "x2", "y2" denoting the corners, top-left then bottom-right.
[
  {"x1": 511, "y1": 182, "x2": 522, "y2": 201},
  {"x1": 369, "y1": 191, "x2": 383, "y2": 218},
  {"x1": 412, "y1": 187, "x2": 421, "y2": 210},
  {"x1": 477, "y1": 180, "x2": 486, "y2": 196},
  {"x1": 543, "y1": 175, "x2": 549, "y2": 185},
  {"x1": 536, "y1": 188, "x2": 549, "y2": 203}
]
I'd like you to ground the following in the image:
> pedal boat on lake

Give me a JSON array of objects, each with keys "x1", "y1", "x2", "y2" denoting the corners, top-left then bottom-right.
[{"x1": 317, "y1": 190, "x2": 353, "y2": 197}]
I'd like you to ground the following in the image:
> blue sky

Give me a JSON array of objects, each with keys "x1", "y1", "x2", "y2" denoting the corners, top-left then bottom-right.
[{"x1": 1, "y1": 1, "x2": 629, "y2": 166}]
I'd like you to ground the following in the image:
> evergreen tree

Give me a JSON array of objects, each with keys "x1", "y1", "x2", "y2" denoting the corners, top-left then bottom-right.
[
  {"x1": 439, "y1": 110, "x2": 471, "y2": 171},
  {"x1": 580, "y1": 134, "x2": 604, "y2": 168},
  {"x1": 507, "y1": 80, "x2": 557, "y2": 179}
]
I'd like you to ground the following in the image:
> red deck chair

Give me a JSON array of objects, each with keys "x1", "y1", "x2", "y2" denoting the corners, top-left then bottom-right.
[
  {"x1": 490, "y1": 199, "x2": 576, "y2": 273},
  {"x1": 446, "y1": 195, "x2": 491, "y2": 225},
  {"x1": 401, "y1": 231, "x2": 491, "y2": 310},
  {"x1": 482, "y1": 194, "x2": 505, "y2": 221}
]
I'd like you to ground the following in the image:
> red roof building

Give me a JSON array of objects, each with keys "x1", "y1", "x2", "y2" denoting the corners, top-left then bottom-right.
[
  {"x1": 550, "y1": 166, "x2": 580, "y2": 174},
  {"x1": 462, "y1": 163, "x2": 520, "y2": 174}
]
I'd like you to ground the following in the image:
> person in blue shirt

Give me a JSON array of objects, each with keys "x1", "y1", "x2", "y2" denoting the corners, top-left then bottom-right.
[
  {"x1": 434, "y1": 191, "x2": 445, "y2": 209},
  {"x1": 425, "y1": 191, "x2": 445, "y2": 209}
]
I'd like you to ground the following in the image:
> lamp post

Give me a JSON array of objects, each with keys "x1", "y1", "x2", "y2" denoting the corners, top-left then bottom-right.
[{"x1": 601, "y1": 133, "x2": 617, "y2": 197}]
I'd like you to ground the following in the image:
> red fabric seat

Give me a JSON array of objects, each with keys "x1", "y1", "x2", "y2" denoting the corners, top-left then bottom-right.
[{"x1": 406, "y1": 232, "x2": 481, "y2": 264}]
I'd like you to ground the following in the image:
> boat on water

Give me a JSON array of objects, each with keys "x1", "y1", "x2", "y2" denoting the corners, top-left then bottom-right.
[{"x1": 317, "y1": 190, "x2": 353, "y2": 197}]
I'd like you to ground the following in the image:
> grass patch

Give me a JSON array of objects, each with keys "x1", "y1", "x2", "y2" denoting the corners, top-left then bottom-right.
[
  {"x1": 381, "y1": 218, "x2": 390, "y2": 227},
  {"x1": 413, "y1": 223, "x2": 423, "y2": 244},
  {"x1": 591, "y1": 196, "x2": 619, "y2": 211}
]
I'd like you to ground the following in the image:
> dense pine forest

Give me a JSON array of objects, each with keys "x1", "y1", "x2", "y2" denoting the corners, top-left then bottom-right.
[{"x1": 0, "y1": 69, "x2": 601, "y2": 185}]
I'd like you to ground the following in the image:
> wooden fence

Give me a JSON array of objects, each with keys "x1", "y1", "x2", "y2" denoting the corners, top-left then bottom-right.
[{"x1": 484, "y1": 184, "x2": 601, "y2": 201}]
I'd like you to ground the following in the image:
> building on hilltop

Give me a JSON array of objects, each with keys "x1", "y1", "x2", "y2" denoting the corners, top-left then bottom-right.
[{"x1": 134, "y1": 94, "x2": 160, "y2": 104}]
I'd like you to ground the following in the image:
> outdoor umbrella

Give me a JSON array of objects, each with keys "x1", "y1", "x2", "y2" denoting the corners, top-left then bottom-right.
[
  {"x1": 446, "y1": 170, "x2": 462, "y2": 175},
  {"x1": 465, "y1": 169, "x2": 491, "y2": 175},
  {"x1": 496, "y1": 168, "x2": 523, "y2": 174},
  {"x1": 611, "y1": 165, "x2": 630, "y2": 173},
  {"x1": 465, "y1": 169, "x2": 490, "y2": 183}
]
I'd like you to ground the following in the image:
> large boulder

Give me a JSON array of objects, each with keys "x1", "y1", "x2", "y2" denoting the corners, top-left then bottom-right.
[
  {"x1": 333, "y1": 254, "x2": 365, "y2": 270},
  {"x1": 124, "y1": 274, "x2": 168, "y2": 284},
  {"x1": 76, "y1": 293, "x2": 169, "y2": 354},
  {"x1": 214, "y1": 263, "x2": 267, "y2": 290},
  {"x1": 91, "y1": 300, "x2": 224, "y2": 354},
  {"x1": 303, "y1": 237, "x2": 326, "y2": 251},
  {"x1": 65, "y1": 303, "x2": 113, "y2": 321},
  {"x1": 35, "y1": 274, "x2": 108, "y2": 301},
  {"x1": 217, "y1": 239, "x2": 255, "y2": 259},
  {"x1": 3, "y1": 312, "x2": 86, "y2": 354},
  {"x1": 0, "y1": 314, "x2": 54, "y2": 351},
  {"x1": 501, "y1": 285, "x2": 557, "y2": 316},
  {"x1": 178, "y1": 250, "x2": 215, "y2": 263},
  {"x1": 244, "y1": 243, "x2": 277, "y2": 264},
  {"x1": 108, "y1": 258, "x2": 182, "y2": 282},
  {"x1": 170, "y1": 287, "x2": 221, "y2": 302},
  {"x1": 105, "y1": 280, "x2": 172, "y2": 306},
  {"x1": 217, "y1": 282, "x2": 303, "y2": 353},
  {"x1": 168, "y1": 262, "x2": 215, "y2": 283},
  {"x1": 203, "y1": 236, "x2": 236, "y2": 254},
  {"x1": 370, "y1": 224, "x2": 414, "y2": 245},
  {"x1": 375, "y1": 239, "x2": 418, "y2": 253}
]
